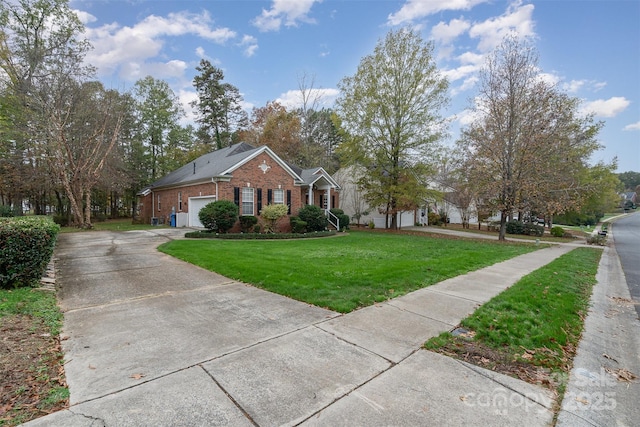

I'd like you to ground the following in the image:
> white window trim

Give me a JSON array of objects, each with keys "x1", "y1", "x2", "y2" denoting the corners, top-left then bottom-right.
[
  {"x1": 273, "y1": 188, "x2": 284, "y2": 205},
  {"x1": 242, "y1": 187, "x2": 254, "y2": 216}
]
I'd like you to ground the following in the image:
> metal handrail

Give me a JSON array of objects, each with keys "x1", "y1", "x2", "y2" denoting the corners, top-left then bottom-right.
[{"x1": 326, "y1": 209, "x2": 340, "y2": 231}]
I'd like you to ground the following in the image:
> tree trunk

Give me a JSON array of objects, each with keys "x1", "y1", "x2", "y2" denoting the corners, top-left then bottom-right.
[{"x1": 498, "y1": 210, "x2": 508, "y2": 241}]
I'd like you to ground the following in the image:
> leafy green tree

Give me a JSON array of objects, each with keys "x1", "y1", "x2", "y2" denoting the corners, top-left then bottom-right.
[
  {"x1": 191, "y1": 59, "x2": 248, "y2": 150},
  {"x1": 198, "y1": 200, "x2": 238, "y2": 233},
  {"x1": 336, "y1": 27, "x2": 449, "y2": 229},
  {"x1": 133, "y1": 76, "x2": 185, "y2": 181},
  {"x1": 618, "y1": 171, "x2": 640, "y2": 191}
]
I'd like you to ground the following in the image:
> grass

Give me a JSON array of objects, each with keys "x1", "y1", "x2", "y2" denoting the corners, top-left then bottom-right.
[
  {"x1": 0, "y1": 288, "x2": 63, "y2": 336},
  {"x1": 0, "y1": 287, "x2": 67, "y2": 426},
  {"x1": 159, "y1": 230, "x2": 541, "y2": 313},
  {"x1": 425, "y1": 247, "x2": 602, "y2": 403}
]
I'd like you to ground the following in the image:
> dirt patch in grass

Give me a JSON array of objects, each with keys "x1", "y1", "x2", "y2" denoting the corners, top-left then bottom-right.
[
  {"x1": 0, "y1": 314, "x2": 68, "y2": 426},
  {"x1": 430, "y1": 336, "x2": 564, "y2": 401}
]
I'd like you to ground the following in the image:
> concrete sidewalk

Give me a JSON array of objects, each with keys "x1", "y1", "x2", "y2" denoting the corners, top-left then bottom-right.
[
  {"x1": 556, "y1": 236, "x2": 640, "y2": 426},
  {"x1": 24, "y1": 229, "x2": 578, "y2": 426}
]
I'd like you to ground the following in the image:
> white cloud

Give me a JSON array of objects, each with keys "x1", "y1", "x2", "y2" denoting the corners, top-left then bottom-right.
[
  {"x1": 451, "y1": 75, "x2": 479, "y2": 96},
  {"x1": 276, "y1": 88, "x2": 340, "y2": 109},
  {"x1": 239, "y1": 35, "x2": 258, "y2": 57},
  {"x1": 457, "y1": 108, "x2": 481, "y2": 126},
  {"x1": 581, "y1": 97, "x2": 630, "y2": 118},
  {"x1": 252, "y1": 0, "x2": 321, "y2": 32},
  {"x1": 83, "y1": 11, "x2": 235, "y2": 80},
  {"x1": 562, "y1": 79, "x2": 608, "y2": 93},
  {"x1": 458, "y1": 51, "x2": 485, "y2": 65},
  {"x1": 623, "y1": 121, "x2": 640, "y2": 131},
  {"x1": 469, "y1": 2, "x2": 536, "y2": 52},
  {"x1": 431, "y1": 18, "x2": 471, "y2": 44},
  {"x1": 536, "y1": 72, "x2": 561, "y2": 86},
  {"x1": 388, "y1": 0, "x2": 488, "y2": 26},
  {"x1": 73, "y1": 9, "x2": 97, "y2": 25},
  {"x1": 442, "y1": 64, "x2": 481, "y2": 82}
]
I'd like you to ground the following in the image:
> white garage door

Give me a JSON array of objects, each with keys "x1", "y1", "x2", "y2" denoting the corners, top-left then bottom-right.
[{"x1": 188, "y1": 196, "x2": 217, "y2": 228}]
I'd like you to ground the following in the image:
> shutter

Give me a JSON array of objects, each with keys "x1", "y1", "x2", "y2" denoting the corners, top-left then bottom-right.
[
  {"x1": 332, "y1": 195, "x2": 336, "y2": 209},
  {"x1": 257, "y1": 188, "x2": 263, "y2": 213},
  {"x1": 267, "y1": 189, "x2": 273, "y2": 204},
  {"x1": 233, "y1": 187, "x2": 240, "y2": 206},
  {"x1": 286, "y1": 190, "x2": 291, "y2": 214}
]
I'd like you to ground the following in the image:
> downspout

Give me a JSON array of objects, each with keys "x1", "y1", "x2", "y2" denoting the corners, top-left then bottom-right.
[
  {"x1": 151, "y1": 191, "x2": 155, "y2": 222},
  {"x1": 211, "y1": 178, "x2": 219, "y2": 201}
]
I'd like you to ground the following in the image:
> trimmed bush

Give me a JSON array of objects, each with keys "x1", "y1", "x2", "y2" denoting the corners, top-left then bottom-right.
[
  {"x1": 0, "y1": 216, "x2": 60, "y2": 289},
  {"x1": 506, "y1": 220, "x2": 524, "y2": 235},
  {"x1": 523, "y1": 222, "x2": 544, "y2": 237},
  {"x1": 198, "y1": 200, "x2": 238, "y2": 233},
  {"x1": 507, "y1": 220, "x2": 543, "y2": 236},
  {"x1": 239, "y1": 215, "x2": 258, "y2": 233},
  {"x1": 289, "y1": 216, "x2": 307, "y2": 234},
  {"x1": 298, "y1": 205, "x2": 328, "y2": 232},
  {"x1": 184, "y1": 230, "x2": 336, "y2": 239},
  {"x1": 550, "y1": 226, "x2": 565, "y2": 237}
]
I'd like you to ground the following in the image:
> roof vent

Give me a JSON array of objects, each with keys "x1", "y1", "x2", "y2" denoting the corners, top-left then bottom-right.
[{"x1": 193, "y1": 162, "x2": 196, "y2": 174}]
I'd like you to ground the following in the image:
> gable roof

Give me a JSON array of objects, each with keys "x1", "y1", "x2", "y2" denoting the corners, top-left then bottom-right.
[
  {"x1": 139, "y1": 142, "x2": 337, "y2": 194},
  {"x1": 300, "y1": 167, "x2": 341, "y2": 189}
]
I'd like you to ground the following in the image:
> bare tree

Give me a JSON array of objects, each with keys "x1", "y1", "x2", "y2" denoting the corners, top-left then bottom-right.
[{"x1": 460, "y1": 35, "x2": 602, "y2": 240}]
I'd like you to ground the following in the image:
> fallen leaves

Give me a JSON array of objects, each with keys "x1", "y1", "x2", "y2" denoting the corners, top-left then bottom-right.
[
  {"x1": 129, "y1": 373, "x2": 145, "y2": 380},
  {"x1": 604, "y1": 367, "x2": 637, "y2": 383}
]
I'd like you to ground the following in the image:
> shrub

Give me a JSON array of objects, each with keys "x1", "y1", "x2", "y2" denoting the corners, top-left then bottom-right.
[
  {"x1": 261, "y1": 204, "x2": 289, "y2": 233},
  {"x1": 253, "y1": 224, "x2": 261, "y2": 233},
  {"x1": 298, "y1": 205, "x2": 328, "y2": 232},
  {"x1": 428, "y1": 212, "x2": 441, "y2": 226},
  {"x1": 239, "y1": 215, "x2": 258, "y2": 233},
  {"x1": 587, "y1": 234, "x2": 606, "y2": 246},
  {"x1": 523, "y1": 222, "x2": 544, "y2": 237},
  {"x1": 0, "y1": 216, "x2": 60, "y2": 289},
  {"x1": 368, "y1": 220, "x2": 375, "y2": 229},
  {"x1": 330, "y1": 208, "x2": 350, "y2": 231},
  {"x1": 198, "y1": 200, "x2": 238, "y2": 233},
  {"x1": 550, "y1": 226, "x2": 565, "y2": 237},
  {"x1": 506, "y1": 220, "x2": 524, "y2": 235},
  {"x1": 506, "y1": 220, "x2": 543, "y2": 236},
  {"x1": 0, "y1": 205, "x2": 14, "y2": 217},
  {"x1": 289, "y1": 216, "x2": 307, "y2": 234}
]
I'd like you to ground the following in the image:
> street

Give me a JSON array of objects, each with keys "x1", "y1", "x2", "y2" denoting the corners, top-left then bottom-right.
[{"x1": 612, "y1": 212, "x2": 640, "y2": 318}]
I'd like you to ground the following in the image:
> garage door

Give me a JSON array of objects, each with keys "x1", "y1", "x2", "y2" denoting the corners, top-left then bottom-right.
[{"x1": 188, "y1": 196, "x2": 217, "y2": 228}]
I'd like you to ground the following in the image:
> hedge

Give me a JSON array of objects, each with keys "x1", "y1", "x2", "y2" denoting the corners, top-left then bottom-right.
[
  {"x1": 0, "y1": 216, "x2": 60, "y2": 289},
  {"x1": 184, "y1": 230, "x2": 336, "y2": 240}
]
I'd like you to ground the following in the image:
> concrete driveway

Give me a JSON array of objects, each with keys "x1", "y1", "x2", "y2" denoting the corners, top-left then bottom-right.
[{"x1": 25, "y1": 228, "x2": 560, "y2": 426}]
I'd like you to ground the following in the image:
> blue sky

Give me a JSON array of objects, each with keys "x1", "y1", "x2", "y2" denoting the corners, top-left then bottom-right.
[{"x1": 70, "y1": 0, "x2": 640, "y2": 173}]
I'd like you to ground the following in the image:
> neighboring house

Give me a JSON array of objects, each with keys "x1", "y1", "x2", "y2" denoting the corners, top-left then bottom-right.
[
  {"x1": 622, "y1": 191, "x2": 637, "y2": 209},
  {"x1": 137, "y1": 142, "x2": 340, "y2": 231},
  {"x1": 334, "y1": 165, "x2": 417, "y2": 228}
]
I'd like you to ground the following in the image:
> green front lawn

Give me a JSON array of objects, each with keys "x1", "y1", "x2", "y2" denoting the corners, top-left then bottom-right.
[{"x1": 159, "y1": 231, "x2": 540, "y2": 312}]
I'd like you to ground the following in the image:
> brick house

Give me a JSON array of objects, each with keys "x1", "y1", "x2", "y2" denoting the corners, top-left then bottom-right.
[{"x1": 137, "y1": 142, "x2": 340, "y2": 232}]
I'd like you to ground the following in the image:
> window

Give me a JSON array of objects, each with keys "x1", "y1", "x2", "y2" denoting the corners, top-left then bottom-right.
[
  {"x1": 178, "y1": 192, "x2": 182, "y2": 211},
  {"x1": 273, "y1": 189, "x2": 284, "y2": 205},
  {"x1": 157, "y1": 194, "x2": 161, "y2": 211},
  {"x1": 242, "y1": 187, "x2": 254, "y2": 215}
]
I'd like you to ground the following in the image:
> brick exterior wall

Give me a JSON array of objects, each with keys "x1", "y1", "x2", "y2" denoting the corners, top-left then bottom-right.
[{"x1": 138, "y1": 152, "x2": 339, "y2": 232}]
